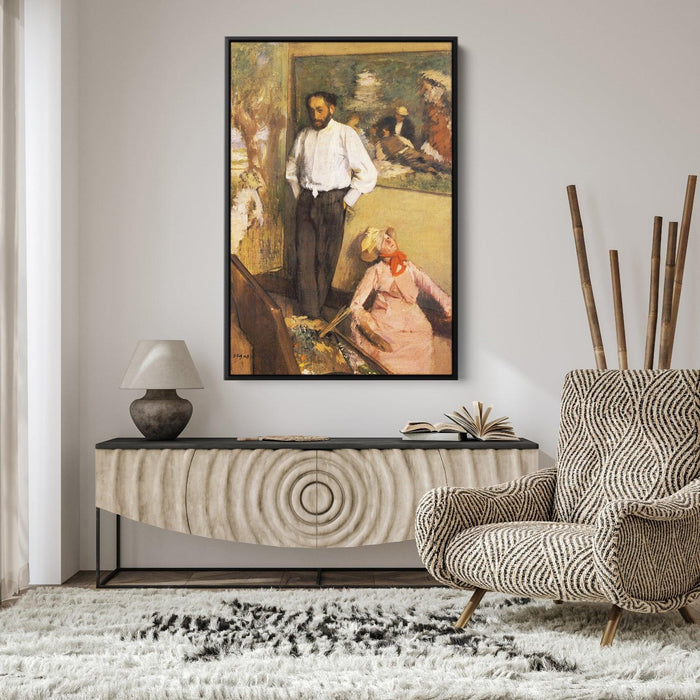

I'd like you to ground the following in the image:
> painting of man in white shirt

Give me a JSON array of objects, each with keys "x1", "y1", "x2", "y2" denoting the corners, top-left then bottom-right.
[{"x1": 285, "y1": 91, "x2": 377, "y2": 318}]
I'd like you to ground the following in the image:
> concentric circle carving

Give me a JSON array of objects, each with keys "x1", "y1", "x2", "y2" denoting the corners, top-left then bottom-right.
[
  {"x1": 256, "y1": 451, "x2": 319, "y2": 544},
  {"x1": 315, "y1": 450, "x2": 392, "y2": 547},
  {"x1": 299, "y1": 481, "x2": 334, "y2": 515},
  {"x1": 109, "y1": 446, "x2": 538, "y2": 549},
  {"x1": 288, "y1": 470, "x2": 319, "y2": 524},
  {"x1": 183, "y1": 446, "x2": 543, "y2": 548},
  {"x1": 186, "y1": 449, "x2": 320, "y2": 546},
  {"x1": 288, "y1": 470, "x2": 344, "y2": 524},
  {"x1": 312, "y1": 470, "x2": 344, "y2": 527}
]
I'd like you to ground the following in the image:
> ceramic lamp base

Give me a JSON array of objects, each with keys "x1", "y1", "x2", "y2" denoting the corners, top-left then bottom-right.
[{"x1": 129, "y1": 389, "x2": 192, "y2": 440}]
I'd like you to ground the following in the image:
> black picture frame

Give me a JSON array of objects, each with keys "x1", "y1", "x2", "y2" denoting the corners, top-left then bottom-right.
[{"x1": 225, "y1": 37, "x2": 458, "y2": 379}]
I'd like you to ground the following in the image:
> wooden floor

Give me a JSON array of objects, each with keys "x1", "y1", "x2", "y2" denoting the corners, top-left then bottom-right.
[
  {"x1": 4, "y1": 572, "x2": 699, "y2": 622},
  {"x1": 72, "y1": 568, "x2": 439, "y2": 589},
  {"x1": 0, "y1": 568, "x2": 437, "y2": 607}
]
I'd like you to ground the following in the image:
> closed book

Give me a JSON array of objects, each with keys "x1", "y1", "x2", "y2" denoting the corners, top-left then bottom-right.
[{"x1": 401, "y1": 432, "x2": 465, "y2": 441}]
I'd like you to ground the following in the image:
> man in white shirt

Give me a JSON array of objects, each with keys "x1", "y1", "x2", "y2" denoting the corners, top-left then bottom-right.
[{"x1": 286, "y1": 91, "x2": 377, "y2": 318}]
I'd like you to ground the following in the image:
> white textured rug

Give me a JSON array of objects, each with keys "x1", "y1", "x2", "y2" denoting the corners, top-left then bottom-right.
[{"x1": 0, "y1": 587, "x2": 698, "y2": 699}]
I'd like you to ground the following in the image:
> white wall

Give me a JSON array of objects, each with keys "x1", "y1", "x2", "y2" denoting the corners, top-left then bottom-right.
[{"x1": 77, "y1": 0, "x2": 700, "y2": 569}]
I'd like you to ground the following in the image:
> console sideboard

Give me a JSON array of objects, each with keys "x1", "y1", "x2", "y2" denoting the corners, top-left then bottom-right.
[{"x1": 95, "y1": 437, "x2": 540, "y2": 549}]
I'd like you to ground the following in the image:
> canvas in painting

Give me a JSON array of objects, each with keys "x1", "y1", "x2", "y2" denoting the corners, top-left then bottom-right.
[{"x1": 226, "y1": 38, "x2": 457, "y2": 379}]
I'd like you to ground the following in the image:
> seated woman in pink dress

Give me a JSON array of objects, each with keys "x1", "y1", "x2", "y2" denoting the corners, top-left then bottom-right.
[{"x1": 350, "y1": 227, "x2": 452, "y2": 374}]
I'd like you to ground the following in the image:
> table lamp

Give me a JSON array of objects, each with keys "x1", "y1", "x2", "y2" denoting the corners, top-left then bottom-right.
[{"x1": 120, "y1": 340, "x2": 203, "y2": 440}]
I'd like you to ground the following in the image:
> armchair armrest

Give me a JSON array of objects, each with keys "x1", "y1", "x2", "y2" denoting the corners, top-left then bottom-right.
[
  {"x1": 594, "y1": 477, "x2": 700, "y2": 613},
  {"x1": 415, "y1": 467, "x2": 557, "y2": 587}
]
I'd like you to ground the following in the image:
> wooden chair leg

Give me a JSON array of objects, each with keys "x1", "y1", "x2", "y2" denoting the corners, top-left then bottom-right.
[
  {"x1": 455, "y1": 588, "x2": 486, "y2": 629},
  {"x1": 601, "y1": 604, "x2": 623, "y2": 646},
  {"x1": 679, "y1": 606, "x2": 696, "y2": 624}
]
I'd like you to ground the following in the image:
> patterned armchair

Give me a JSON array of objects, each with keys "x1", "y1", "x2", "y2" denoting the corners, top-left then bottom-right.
[{"x1": 415, "y1": 370, "x2": 700, "y2": 645}]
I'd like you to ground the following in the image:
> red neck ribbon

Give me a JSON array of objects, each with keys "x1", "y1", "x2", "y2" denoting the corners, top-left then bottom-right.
[{"x1": 381, "y1": 250, "x2": 408, "y2": 277}]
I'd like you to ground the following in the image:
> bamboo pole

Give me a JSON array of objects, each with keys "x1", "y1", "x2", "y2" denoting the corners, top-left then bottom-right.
[
  {"x1": 658, "y1": 222, "x2": 678, "y2": 369},
  {"x1": 567, "y1": 185, "x2": 607, "y2": 369},
  {"x1": 667, "y1": 175, "x2": 697, "y2": 365},
  {"x1": 644, "y1": 217, "x2": 662, "y2": 370},
  {"x1": 609, "y1": 250, "x2": 628, "y2": 369}
]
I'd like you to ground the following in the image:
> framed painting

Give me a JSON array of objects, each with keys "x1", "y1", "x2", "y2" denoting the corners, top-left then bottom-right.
[{"x1": 225, "y1": 37, "x2": 457, "y2": 379}]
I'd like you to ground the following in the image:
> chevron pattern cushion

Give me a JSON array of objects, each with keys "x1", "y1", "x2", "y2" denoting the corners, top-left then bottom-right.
[
  {"x1": 553, "y1": 370, "x2": 700, "y2": 525},
  {"x1": 444, "y1": 521, "x2": 605, "y2": 601}
]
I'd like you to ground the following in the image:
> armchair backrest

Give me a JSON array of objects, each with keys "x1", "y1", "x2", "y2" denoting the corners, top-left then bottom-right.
[{"x1": 553, "y1": 369, "x2": 700, "y2": 524}]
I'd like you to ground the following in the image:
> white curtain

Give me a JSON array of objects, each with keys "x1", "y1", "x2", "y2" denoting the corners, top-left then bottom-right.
[{"x1": 0, "y1": 0, "x2": 28, "y2": 603}]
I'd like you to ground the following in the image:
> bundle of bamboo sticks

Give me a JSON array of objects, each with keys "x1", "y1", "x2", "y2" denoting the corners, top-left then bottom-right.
[{"x1": 567, "y1": 175, "x2": 697, "y2": 370}]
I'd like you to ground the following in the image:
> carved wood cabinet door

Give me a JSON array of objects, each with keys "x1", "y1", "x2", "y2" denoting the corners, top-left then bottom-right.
[{"x1": 95, "y1": 444, "x2": 539, "y2": 548}]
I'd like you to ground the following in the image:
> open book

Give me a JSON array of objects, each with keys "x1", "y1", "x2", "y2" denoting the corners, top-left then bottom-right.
[
  {"x1": 444, "y1": 401, "x2": 517, "y2": 441},
  {"x1": 401, "y1": 421, "x2": 467, "y2": 441}
]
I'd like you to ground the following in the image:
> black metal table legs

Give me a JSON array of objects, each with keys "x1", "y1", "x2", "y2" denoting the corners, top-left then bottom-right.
[{"x1": 95, "y1": 508, "x2": 120, "y2": 588}]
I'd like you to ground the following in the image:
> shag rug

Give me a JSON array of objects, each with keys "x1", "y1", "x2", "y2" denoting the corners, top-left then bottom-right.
[{"x1": 0, "y1": 587, "x2": 698, "y2": 699}]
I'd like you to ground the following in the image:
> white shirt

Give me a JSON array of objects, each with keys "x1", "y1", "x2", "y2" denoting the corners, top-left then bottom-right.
[{"x1": 285, "y1": 119, "x2": 377, "y2": 208}]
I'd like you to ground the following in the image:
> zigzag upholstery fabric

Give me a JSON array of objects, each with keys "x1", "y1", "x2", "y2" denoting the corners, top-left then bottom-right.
[
  {"x1": 415, "y1": 469, "x2": 557, "y2": 589},
  {"x1": 594, "y1": 477, "x2": 700, "y2": 612},
  {"x1": 553, "y1": 370, "x2": 700, "y2": 524},
  {"x1": 415, "y1": 370, "x2": 700, "y2": 613},
  {"x1": 444, "y1": 521, "x2": 604, "y2": 601}
]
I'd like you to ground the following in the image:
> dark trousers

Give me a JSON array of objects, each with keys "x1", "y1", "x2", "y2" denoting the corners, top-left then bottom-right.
[{"x1": 295, "y1": 187, "x2": 348, "y2": 318}]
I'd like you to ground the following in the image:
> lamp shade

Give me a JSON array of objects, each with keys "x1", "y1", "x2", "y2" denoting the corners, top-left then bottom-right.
[{"x1": 120, "y1": 340, "x2": 203, "y2": 390}]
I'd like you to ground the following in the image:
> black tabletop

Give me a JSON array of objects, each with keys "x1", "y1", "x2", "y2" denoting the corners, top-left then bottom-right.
[{"x1": 95, "y1": 436, "x2": 538, "y2": 451}]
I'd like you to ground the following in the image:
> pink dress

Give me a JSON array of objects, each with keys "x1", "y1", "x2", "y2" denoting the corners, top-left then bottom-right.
[{"x1": 350, "y1": 261, "x2": 452, "y2": 374}]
